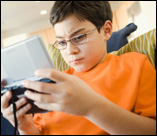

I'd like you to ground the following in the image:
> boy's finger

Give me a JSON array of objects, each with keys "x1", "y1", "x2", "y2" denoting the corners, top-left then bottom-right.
[
  {"x1": 16, "y1": 104, "x2": 32, "y2": 118},
  {"x1": 1, "y1": 91, "x2": 12, "y2": 109},
  {"x1": 35, "y1": 68, "x2": 69, "y2": 82},
  {"x1": 22, "y1": 81, "x2": 60, "y2": 94},
  {"x1": 15, "y1": 97, "x2": 27, "y2": 110}
]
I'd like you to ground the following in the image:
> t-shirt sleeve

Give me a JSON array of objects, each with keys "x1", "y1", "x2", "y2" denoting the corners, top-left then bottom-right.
[{"x1": 133, "y1": 57, "x2": 156, "y2": 119}]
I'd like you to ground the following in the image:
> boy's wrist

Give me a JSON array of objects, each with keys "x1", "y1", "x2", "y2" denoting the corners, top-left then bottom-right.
[
  {"x1": 18, "y1": 122, "x2": 40, "y2": 135},
  {"x1": 18, "y1": 116, "x2": 40, "y2": 135},
  {"x1": 84, "y1": 94, "x2": 107, "y2": 119}
]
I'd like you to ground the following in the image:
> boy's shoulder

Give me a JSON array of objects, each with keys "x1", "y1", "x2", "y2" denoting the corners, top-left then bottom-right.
[
  {"x1": 110, "y1": 52, "x2": 150, "y2": 71},
  {"x1": 118, "y1": 52, "x2": 147, "y2": 59},
  {"x1": 115, "y1": 52, "x2": 148, "y2": 63}
]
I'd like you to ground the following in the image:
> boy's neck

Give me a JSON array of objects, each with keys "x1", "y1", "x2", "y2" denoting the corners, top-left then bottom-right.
[{"x1": 90, "y1": 53, "x2": 108, "y2": 71}]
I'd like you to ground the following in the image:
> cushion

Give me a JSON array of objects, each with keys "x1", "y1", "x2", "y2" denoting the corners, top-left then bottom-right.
[
  {"x1": 107, "y1": 23, "x2": 137, "y2": 53},
  {"x1": 48, "y1": 45, "x2": 70, "y2": 71},
  {"x1": 110, "y1": 29, "x2": 156, "y2": 68}
]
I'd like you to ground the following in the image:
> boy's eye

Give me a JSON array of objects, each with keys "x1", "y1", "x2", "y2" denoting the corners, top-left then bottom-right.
[
  {"x1": 58, "y1": 41, "x2": 66, "y2": 46},
  {"x1": 72, "y1": 34, "x2": 86, "y2": 43}
]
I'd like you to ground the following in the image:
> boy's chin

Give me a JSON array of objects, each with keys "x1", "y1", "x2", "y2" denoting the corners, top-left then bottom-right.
[{"x1": 73, "y1": 65, "x2": 92, "y2": 73}]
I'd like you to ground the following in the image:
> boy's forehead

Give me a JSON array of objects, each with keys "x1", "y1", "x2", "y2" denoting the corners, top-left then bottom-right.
[{"x1": 54, "y1": 15, "x2": 95, "y2": 38}]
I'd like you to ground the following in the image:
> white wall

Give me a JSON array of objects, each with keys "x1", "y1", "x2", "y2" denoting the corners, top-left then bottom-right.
[
  {"x1": 128, "y1": 1, "x2": 156, "y2": 40},
  {"x1": 139, "y1": 1, "x2": 156, "y2": 32},
  {"x1": 2, "y1": 34, "x2": 28, "y2": 48},
  {"x1": 2, "y1": 19, "x2": 52, "y2": 47}
]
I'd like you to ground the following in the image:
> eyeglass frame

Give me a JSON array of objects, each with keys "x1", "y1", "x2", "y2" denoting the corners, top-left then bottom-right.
[{"x1": 52, "y1": 27, "x2": 98, "y2": 50}]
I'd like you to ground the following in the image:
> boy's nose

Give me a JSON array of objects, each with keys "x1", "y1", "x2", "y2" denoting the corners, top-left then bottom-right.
[{"x1": 66, "y1": 42, "x2": 80, "y2": 55}]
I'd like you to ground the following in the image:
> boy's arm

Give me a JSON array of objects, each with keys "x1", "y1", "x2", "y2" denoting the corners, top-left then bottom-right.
[
  {"x1": 85, "y1": 95, "x2": 156, "y2": 135},
  {"x1": 86, "y1": 57, "x2": 156, "y2": 135}
]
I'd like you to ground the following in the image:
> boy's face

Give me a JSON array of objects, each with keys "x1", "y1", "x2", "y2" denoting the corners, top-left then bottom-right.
[{"x1": 54, "y1": 15, "x2": 112, "y2": 72}]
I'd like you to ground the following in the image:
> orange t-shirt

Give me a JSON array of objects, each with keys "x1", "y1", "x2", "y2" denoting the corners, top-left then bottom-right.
[{"x1": 33, "y1": 52, "x2": 156, "y2": 135}]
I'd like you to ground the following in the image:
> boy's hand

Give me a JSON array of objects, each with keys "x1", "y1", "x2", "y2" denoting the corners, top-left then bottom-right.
[
  {"x1": 1, "y1": 80, "x2": 33, "y2": 132},
  {"x1": 23, "y1": 69, "x2": 101, "y2": 116}
]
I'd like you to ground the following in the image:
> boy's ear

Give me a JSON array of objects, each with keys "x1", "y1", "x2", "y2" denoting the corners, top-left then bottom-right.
[{"x1": 102, "y1": 20, "x2": 112, "y2": 41}]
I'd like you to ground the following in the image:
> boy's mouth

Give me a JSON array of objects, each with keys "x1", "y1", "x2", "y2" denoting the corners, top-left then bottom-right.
[{"x1": 70, "y1": 58, "x2": 84, "y2": 64}]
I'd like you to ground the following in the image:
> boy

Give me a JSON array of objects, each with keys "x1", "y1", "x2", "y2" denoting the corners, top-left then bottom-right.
[{"x1": 1, "y1": 1, "x2": 156, "y2": 135}]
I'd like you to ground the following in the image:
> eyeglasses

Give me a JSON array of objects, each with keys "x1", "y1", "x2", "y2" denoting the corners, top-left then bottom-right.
[{"x1": 52, "y1": 28, "x2": 97, "y2": 50}]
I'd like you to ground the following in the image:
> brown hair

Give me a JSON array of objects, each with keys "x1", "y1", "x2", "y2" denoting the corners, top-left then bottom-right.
[{"x1": 50, "y1": 1, "x2": 113, "y2": 32}]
